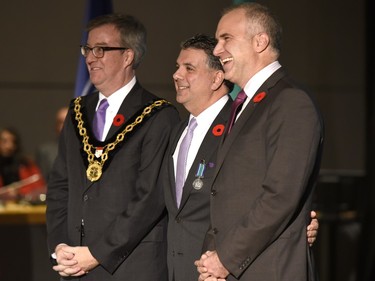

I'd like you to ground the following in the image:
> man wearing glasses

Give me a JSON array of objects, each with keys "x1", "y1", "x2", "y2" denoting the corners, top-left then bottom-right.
[{"x1": 46, "y1": 14, "x2": 179, "y2": 281}]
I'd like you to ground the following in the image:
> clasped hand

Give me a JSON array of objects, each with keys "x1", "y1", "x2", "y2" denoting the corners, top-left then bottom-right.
[
  {"x1": 195, "y1": 250, "x2": 229, "y2": 281},
  {"x1": 53, "y1": 244, "x2": 99, "y2": 277}
]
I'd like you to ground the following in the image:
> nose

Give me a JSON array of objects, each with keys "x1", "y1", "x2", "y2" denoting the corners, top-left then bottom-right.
[
  {"x1": 213, "y1": 41, "x2": 223, "y2": 57},
  {"x1": 172, "y1": 68, "x2": 182, "y2": 81},
  {"x1": 85, "y1": 50, "x2": 97, "y2": 63}
]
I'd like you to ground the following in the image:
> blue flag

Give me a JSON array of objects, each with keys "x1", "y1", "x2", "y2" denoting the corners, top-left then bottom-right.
[{"x1": 74, "y1": 0, "x2": 113, "y2": 97}]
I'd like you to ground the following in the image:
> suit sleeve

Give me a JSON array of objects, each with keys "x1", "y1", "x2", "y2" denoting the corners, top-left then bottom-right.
[
  {"x1": 45, "y1": 107, "x2": 72, "y2": 254},
  {"x1": 216, "y1": 89, "x2": 323, "y2": 277}
]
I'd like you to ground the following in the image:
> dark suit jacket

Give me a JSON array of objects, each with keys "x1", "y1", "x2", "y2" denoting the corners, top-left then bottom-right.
[
  {"x1": 163, "y1": 99, "x2": 232, "y2": 281},
  {"x1": 46, "y1": 82, "x2": 179, "y2": 281},
  {"x1": 203, "y1": 68, "x2": 324, "y2": 281}
]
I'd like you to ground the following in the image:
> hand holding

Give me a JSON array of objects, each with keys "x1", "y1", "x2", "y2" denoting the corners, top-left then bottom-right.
[
  {"x1": 68, "y1": 246, "x2": 99, "y2": 275},
  {"x1": 53, "y1": 244, "x2": 82, "y2": 277},
  {"x1": 195, "y1": 251, "x2": 229, "y2": 280}
]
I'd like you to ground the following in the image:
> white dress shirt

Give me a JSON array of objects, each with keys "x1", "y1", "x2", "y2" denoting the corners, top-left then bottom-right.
[
  {"x1": 95, "y1": 76, "x2": 137, "y2": 141},
  {"x1": 173, "y1": 94, "x2": 229, "y2": 180},
  {"x1": 236, "y1": 61, "x2": 282, "y2": 120}
]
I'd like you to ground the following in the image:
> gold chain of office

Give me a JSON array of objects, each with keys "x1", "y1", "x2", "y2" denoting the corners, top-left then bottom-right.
[{"x1": 73, "y1": 97, "x2": 170, "y2": 182}]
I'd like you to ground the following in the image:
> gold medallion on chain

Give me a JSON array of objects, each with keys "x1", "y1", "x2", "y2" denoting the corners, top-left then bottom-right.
[{"x1": 73, "y1": 97, "x2": 169, "y2": 182}]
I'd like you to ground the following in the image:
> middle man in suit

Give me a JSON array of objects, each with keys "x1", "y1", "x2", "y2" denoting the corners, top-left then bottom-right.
[{"x1": 163, "y1": 34, "x2": 233, "y2": 281}]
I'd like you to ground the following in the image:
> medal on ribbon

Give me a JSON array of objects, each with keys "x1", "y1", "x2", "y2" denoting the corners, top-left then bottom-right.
[{"x1": 193, "y1": 160, "x2": 206, "y2": 190}]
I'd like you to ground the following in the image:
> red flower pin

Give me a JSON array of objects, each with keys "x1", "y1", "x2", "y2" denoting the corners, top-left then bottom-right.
[
  {"x1": 212, "y1": 124, "x2": 225, "y2": 136},
  {"x1": 113, "y1": 114, "x2": 125, "y2": 126},
  {"x1": 253, "y1": 91, "x2": 266, "y2": 103}
]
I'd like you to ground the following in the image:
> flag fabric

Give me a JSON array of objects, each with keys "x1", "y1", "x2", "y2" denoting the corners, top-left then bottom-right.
[{"x1": 74, "y1": 0, "x2": 113, "y2": 97}]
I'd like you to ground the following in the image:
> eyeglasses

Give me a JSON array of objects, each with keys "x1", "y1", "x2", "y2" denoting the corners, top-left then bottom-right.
[{"x1": 80, "y1": 45, "x2": 128, "y2": 58}]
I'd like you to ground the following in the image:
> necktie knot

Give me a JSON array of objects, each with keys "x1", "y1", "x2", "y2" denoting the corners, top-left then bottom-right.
[
  {"x1": 187, "y1": 117, "x2": 198, "y2": 133},
  {"x1": 98, "y1": 98, "x2": 109, "y2": 112},
  {"x1": 227, "y1": 90, "x2": 247, "y2": 135},
  {"x1": 235, "y1": 90, "x2": 247, "y2": 104}
]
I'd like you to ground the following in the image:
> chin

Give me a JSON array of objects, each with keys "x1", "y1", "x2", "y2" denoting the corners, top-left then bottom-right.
[{"x1": 176, "y1": 97, "x2": 184, "y2": 105}]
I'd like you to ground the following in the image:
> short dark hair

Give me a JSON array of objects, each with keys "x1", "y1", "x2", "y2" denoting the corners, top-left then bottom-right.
[
  {"x1": 181, "y1": 34, "x2": 234, "y2": 92},
  {"x1": 87, "y1": 13, "x2": 147, "y2": 69}
]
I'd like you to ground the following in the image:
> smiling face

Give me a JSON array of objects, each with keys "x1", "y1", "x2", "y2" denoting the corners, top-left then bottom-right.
[
  {"x1": 214, "y1": 9, "x2": 262, "y2": 88},
  {"x1": 173, "y1": 48, "x2": 223, "y2": 116},
  {"x1": 85, "y1": 24, "x2": 132, "y2": 96}
]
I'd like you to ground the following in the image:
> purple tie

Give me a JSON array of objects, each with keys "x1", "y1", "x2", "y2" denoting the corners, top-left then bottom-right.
[
  {"x1": 93, "y1": 99, "x2": 109, "y2": 140},
  {"x1": 175, "y1": 118, "x2": 198, "y2": 207},
  {"x1": 227, "y1": 90, "x2": 247, "y2": 135}
]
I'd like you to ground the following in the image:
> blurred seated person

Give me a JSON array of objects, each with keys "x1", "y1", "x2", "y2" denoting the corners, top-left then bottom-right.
[
  {"x1": 36, "y1": 106, "x2": 68, "y2": 181},
  {"x1": 0, "y1": 127, "x2": 46, "y2": 202}
]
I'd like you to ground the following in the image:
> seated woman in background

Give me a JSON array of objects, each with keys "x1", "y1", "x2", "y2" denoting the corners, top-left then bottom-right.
[{"x1": 0, "y1": 127, "x2": 45, "y2": 202}]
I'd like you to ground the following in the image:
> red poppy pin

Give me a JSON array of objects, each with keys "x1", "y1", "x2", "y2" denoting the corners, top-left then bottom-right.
[
  {"x1": 253, "y1": 91, "x2": 267, "y2": 103},
  {"x1": 113, "y1": 114, "x2": 125, "y2": 126},
  {"x1": 212, "y1": 124, "x2": 225, "y2": 136}
]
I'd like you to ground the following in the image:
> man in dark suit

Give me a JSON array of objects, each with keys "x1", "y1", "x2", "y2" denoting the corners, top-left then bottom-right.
[
  {"x1": 196, "y1": 3, "x2": 324, "y2": 281},
  {"x1": 46, "y1": 14, "x2": 179, "y2": 281},
  {"x1": 165, "y1": 34, "x2": 319, "y2": 281},
  {"x1": 163, "y1": 34, "x2": 233, "y2": 281}
]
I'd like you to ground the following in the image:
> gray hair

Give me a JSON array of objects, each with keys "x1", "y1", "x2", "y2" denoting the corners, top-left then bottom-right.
[{"x1": 87, "y1": 13, "x2": 147, "y2": 69}]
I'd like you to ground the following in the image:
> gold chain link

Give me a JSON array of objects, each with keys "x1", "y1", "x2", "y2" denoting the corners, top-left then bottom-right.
[{"x1": 73, "y1": 97, "x2": 169, "y2": 180}]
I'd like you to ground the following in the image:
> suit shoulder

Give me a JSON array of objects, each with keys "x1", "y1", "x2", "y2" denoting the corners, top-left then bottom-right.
[
  {"x1": 270, "y1": 77, "x2": 318, "y2": 107},
  {"x1": 153, "y1": 102, "x2": 180, "y2": 128},
  {"x1": 136, "y1": 87, "x2": 179, "y2": 121}
]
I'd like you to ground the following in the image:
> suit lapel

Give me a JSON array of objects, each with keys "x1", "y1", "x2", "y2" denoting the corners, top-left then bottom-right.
[
  {"x1": 106, "y1": 82, "x2": 143, "y2": 140},
  {"x1": 213, "y1": 68, "x2": 287, "y2": 184},
  {"x1": 178, "y1": 99, "x2": 231, "y2": 210},
  {"x1": 77, "y1": 93, "x2": 99, "y2": 192},
  {"x1": 85, "y1": 92, "x2": 99, "y2": 137}
]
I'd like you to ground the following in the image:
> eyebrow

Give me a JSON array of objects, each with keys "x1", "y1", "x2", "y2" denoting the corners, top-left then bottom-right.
[
  {"x1": 86, "y1": 42, "x2": 110, "y2": 47},
  {"x1": 183, "y1": 62, "x2": 196, "y2": 68},
  {"x1": 218, "y1": 32, "x2": 231, "y2": 39}
]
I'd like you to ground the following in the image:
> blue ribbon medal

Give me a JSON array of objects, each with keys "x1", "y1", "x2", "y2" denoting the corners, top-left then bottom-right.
[{"x1": 193, "y1": 160, "x2": 206, "y2": 190}]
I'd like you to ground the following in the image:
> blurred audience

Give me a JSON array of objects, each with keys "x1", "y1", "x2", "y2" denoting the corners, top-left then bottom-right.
[
  {"x1": 35, "y1": 106, "x2": 68, "y2": 181},
  {"x1": 0, "y1": 127, "x2": 46, "y2": 202}
]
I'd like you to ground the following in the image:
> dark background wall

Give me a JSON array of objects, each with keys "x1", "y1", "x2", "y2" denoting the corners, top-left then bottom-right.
[
  {"x1": 0, "y1": 0, "x2": 366, "y2": 173},
  {"x1": 0, "y1": 1, "x2": 371, "y2": 281}
]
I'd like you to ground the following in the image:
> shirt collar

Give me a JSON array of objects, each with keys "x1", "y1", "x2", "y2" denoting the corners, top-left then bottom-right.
[
  {"x1": 97, "y1": 76, "x2": 137, "y2": 109},
  {"x1": 190, "y1": 94, "x2": 229, "y2": 126},
  {"x1": 243, "y1": 61, "x2": 281, "y2": 99}
]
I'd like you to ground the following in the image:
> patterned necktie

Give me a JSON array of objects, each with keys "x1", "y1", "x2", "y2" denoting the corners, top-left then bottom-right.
[
  {"x1": 175, "y1": 118, "x2": 198, "y2": 207},
  {"x1": 226, "y1": 90, "x2": 247, "y2": 135},
  {"x1": 92, "y1": 99, "x2": 109, "y2": 141}
]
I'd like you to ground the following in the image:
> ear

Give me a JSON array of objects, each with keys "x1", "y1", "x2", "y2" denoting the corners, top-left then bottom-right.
[
  {"x1": 254, "y1": 33, "x2": 270, "y2": 53},
  {"x1": 211, "y1": 70, "x2": 225, "y2": 91},
  {"x1": 123, "y1": 49, "x2": 135, "y2": 67}
]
